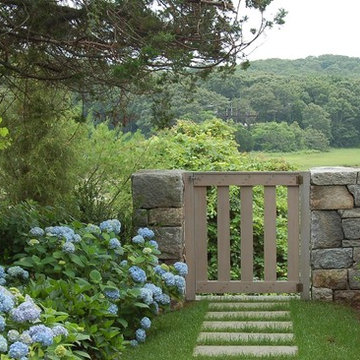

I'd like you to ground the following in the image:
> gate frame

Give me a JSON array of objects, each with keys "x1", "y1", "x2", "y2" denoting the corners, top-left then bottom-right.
[{"x1": 183, "y1": 171, "x2": 311, "y2": 301}]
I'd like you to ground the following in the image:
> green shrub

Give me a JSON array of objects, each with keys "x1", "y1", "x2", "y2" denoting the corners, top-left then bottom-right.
[
  {"x1": 148, "y1": 118, "x2": 294, "y2": 279},
  {"x1": 12, "y1": 221, "x2": 186, "y2": 359},
  {"x1": 304, "y1": 127, "x2": 330, "y2": 151},
  {"x1": 251, "y1": 121, "x2": 305, "y2": 152},
  {"x1": 0, "y1": 200, "x2": 71, "y2": 262}
]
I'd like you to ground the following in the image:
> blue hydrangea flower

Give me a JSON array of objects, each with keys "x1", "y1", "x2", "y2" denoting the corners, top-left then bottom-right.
[
  {"x1": 46, "y1": 226, "x2": 76, "y2": 242},
  {"x1": 51, "y1": 325, "x2": 68, "y2": 337},
  {"x1": 162, "y1": 272, "x2": 176, "y2": 287},
  {"x1": 29, "y1": 325, "x2": 54, "y2": 346},
  {"x1": 108, "y1": 303, "x2": 118, "y2": 315},
  {"x1": 135, "y1": 328, "x2": 146, "y2": 343},
  {"x1": 73, "y1": 234, "x2": 81, "y2": 243},
  {"x1": 104, "y1": 289, "x2": 120, "y2": 300},
  {"x1": 139, "y1": 288, "x2": 153, "y2": 305},
  {"x1": 144, "y1": 283, "x2": 162, "y2": 299},
  {"x1": 130, "y1": 339, "x2": 138, "y2": 347},
  {"x1": 132, "y1": 235, "x2": 145, "y2": 245},
  {"x1": 19, "y1": 331, "x2": 32, "y2": 345},
  {"x1": 0, "y1": 286, "x2": 15, "y2": 313},
  {"x1": 99, "y1": 219, "x2": 121, "y2": 234},
  {"x1": 0, "y1": 315, "x2": 5, "y2": 331},
  {"x1": 148, "y1": 240, "x2": 159, "y2": 249},
  {"x1": 0, "y1": 266, "x2": 6, "y2": 278},
  {"x1": 7, "y1": 330, "x2": 20, "y2": 342},
  {"x1": 11, "y1": 296, "x2": 41, "y2": 323},
  {"x1": 85, "y1": 224, "x2": 101, "y2": 235},
  {"x1": 29, "y1": 227, "x2": 44, "y2": 237},
  {"x1": 140, "y1": 317, "x2": 151, "y2": 330},
  {"x1": 0, "y1": 335, "x2": 7, "y2": 353},
  {"x1": 109, "y1": 238, "x2": 121, "y2": 249},
  {"x1": 137, "y1": 227, "x2": 155, "y2": 239},
  {"x1": 62, "y1": 242, "x2": 75, "y2": 254},
  {"x1": 158, "y1": 293, "x2": 170, "y2": 305},
  {"x1": 154, "y1": 265, "x2": 166, "y2": 276},
  {"x1": 129, "y1": 266, "x2": 147, "y2": 283},
  {"x1": 174, "y1": 262, "x2": 188, "y2": 277},
  {"x1": 174, "y1": 275, "x2": 186, "y2": 294},
  {"x1": 8, "y1": 341, "x2": 29, "y2": 359},
  {"x1": 0, "y1": 278, "x2": 6, "y2": 286},
  {"x1": 120, "y1": 260, "x2": 128, "y2": 267},
  {"x1": 7, "y1": 266, "x2": 29, "y2": 280}
]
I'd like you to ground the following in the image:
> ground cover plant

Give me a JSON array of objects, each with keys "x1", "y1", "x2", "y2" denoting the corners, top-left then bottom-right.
[
  {"x1": 120, "y1": 299, "x2": 360, "y2": 360},
  {"x1": 1, "y1": 221, "x2": 188, "y2": 359}
]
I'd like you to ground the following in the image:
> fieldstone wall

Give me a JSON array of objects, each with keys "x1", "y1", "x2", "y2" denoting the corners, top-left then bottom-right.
[
  {"x1": 132, "y1": 170, "x2": 185, "y2": 262},
  {"x1": 310, "y1": 167, "x2": 360, "y2": 305}
]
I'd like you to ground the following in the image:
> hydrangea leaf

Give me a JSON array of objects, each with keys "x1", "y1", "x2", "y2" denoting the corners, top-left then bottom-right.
[{"x1": 89, "y1": 270, "x2": 102, "y2": 284}]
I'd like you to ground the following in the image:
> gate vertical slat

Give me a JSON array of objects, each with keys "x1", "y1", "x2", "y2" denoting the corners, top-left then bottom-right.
[
  {"x1": 194, "y1": 186, "x2": 208, "y2": 284},
  {"x1": 240, "y1": 186, "x2": 254, "y2": 281},
  {"x1": 217, "y1": 186, "x2": 231, "y2": 281},
  {"x1": 264, "y1": 186, "x2": 277, "y2": 281},
  {"x1": 287, "y1": 186, "x2": 300, "y2": 282},
  {"x1": 184, "y1": 174, "x2": 196, "y2": 300}
]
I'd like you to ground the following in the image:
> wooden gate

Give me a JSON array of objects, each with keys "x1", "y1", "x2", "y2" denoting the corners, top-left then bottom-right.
[{"x1": 184, "y1": 172, "x2": 310, "y2": 300}]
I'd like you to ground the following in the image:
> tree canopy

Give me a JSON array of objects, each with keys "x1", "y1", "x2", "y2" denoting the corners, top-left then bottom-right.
[{"x1": 0, "y1": 0, "x2": 285, "y2": 91}]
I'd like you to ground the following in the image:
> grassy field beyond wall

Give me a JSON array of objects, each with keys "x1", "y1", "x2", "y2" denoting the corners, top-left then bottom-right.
[{"x1": 254, "y1": 148, "x2": 360, "y2": 170}]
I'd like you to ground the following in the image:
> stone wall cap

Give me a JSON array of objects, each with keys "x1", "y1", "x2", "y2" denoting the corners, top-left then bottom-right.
[
  {"x1": 132, "y1": 169, "x2": 186, "y2": 176},
  {"x1": 310, "y1": 167, "x2": 359, "y2": 185},
  {"x1": 310, "y1": 167, "x2": 360, "y2": 172}
]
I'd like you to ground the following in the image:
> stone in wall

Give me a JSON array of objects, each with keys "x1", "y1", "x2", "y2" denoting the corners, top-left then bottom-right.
[
  {"x1": 334, "y1": 290, "x2": 360, "y2": 305},
  {"x1": 311, "y1": 167, "x2": 359, "y2": 185},
  {"x1": 347, "y1": 185, "x2": 360, "y2": 207},
  {"x1": 338, "y1": 208, "x2": 360, "y2": 218},
  {"x1": 132, "y1": 170, "x2": 184, "y2": 209},
  {"x1": 312, "y1": 248, "x2": 353, "y2": 269},
  {"x1": 149, "y1": 208, "x2": 183, "y2": 226},
  {"x1": 342, "y1": 240, "x2": 360, "y2": 247},
  {"x1": 354, "y1": 248, "x2": 360, "y2": 266},
  {"x1": 311, "y1": 211, "x2": 343, "y2": 249},
  {"x1": 310, "y1": 186, "x2": 354, "y2": 210},
  {"x1": 342, "y1": 218, "x2": 360, "y2": 239},
  {"x1": 312, "y1": 287, "x2": 333, "y2": 301},
  {"x1": 154, "y1": 227, "x2": 184, "y2": 260},
  {"x1": 349, "y1": 269, "x2": 360, "y2": 290},
  {"x1": 312, "y1": 269, "x2": 347, "y2": 289}
]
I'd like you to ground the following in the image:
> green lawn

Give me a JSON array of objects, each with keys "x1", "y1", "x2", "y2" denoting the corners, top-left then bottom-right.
[
  {"x1": 254, "y1": 148, "x2": 360, "y2": 170},
  {"x1": 120, "y1": 300, "x2": 360, "y2": 360}
]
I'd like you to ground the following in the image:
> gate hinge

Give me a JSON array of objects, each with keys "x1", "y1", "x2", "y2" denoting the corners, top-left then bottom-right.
[
  {"x1": 296, "y1": 175, "x2": 303, "y2": 185},
  {"x1": 296, "y1": 283, "x2": 303, "y2": 292}
]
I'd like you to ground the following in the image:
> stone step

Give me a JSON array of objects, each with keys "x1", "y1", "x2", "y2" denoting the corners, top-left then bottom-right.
[
  {"x1": 197, "y1": 295, "x2": 298, "y2": 302},
  {"x1": 197, "y1": 332, "x2": 295, "y2": 342},
  {"x1": 209, "y1": 302, "x2": 288, "y2": 310},
  {"x1": 202, "y1": 321, "x2": 293, "y2": 330},
  {"x1": 193, "y1": 345, "x2": 298, "y2": 357},
  {"x1": 205, "y1": 311, "x2": 290, "y2": 319}
]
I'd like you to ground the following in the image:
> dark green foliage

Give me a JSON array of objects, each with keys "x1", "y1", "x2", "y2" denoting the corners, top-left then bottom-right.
[
  {"x1": 234, "y1": 124, "x2": 254, "y2": 152},
  {"x1": 0, "y1": 81, "x2": 83, "y2": 209},
  {"x1": 304, "y1": 128, "x2": 330, "y2": 151},
  {"x1": 0, "y1": 0, "x2": 284, "y2": 92},
  {"x1": 0, "y1": 200, "x2": 70, "y2": 262}
]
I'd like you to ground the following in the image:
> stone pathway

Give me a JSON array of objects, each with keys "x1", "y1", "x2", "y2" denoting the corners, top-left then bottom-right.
[{"x1": 193, "y1": 296, "x2": 298, "y2": 357}]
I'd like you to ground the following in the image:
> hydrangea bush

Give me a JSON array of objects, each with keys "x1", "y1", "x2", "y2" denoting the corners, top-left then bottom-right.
[
  {"x1": 11, "y1": 221, "x2": 187, "y2": 359},
  {"x1": 0, "y1": 286, "x2": 89, "y2": 359}
]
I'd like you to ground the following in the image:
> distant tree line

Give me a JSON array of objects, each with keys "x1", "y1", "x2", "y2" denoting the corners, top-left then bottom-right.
[{"x1": 97, "y1": 55, "x2": 360, "y2": 151}]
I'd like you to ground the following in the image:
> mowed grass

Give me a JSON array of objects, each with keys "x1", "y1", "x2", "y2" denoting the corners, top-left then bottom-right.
[
  {"x1": 120, "y1": 300, "x2": 360, "y2": 360},
  {"x1": 255, "y1": 148, "x2": 360, "y2": 170}
]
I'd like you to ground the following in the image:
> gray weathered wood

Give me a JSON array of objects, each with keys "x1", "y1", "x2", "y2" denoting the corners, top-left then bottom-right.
[{"x1": 217, "y1": 186, "x2": 231, "y2": 281}]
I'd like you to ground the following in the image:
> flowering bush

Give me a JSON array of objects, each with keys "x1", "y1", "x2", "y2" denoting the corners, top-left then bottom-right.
[
  {"x1": 11, "y1": 221, "x2": 187, "y2": 359},
  {"x1": 0, "y1": 286, "x2": 89, "y2": 359}
]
